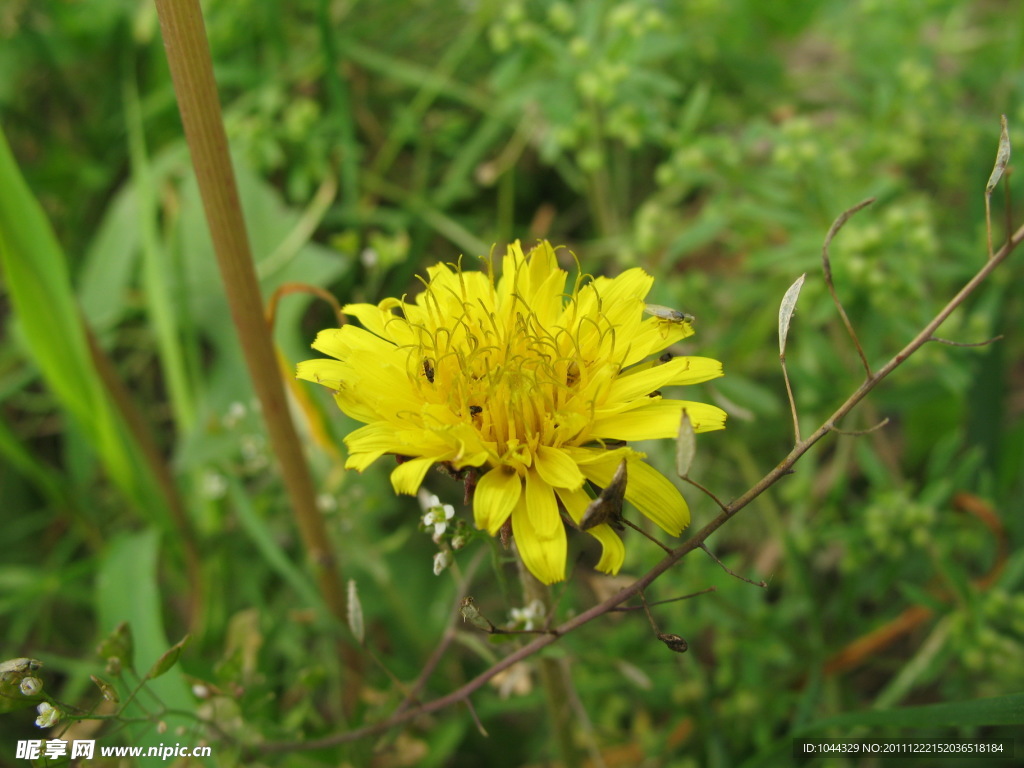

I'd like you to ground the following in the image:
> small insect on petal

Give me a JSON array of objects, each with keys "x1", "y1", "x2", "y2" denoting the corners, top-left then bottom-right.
[
  {"x1": 422, "y1": 358, "x2": 435, "y2": 383},
  {"x1": 644, "y1": 304, "x2": 695, "y2": 324},
  {"x1": 581, "y1": 459, "x2": 628, "y2": 531}
]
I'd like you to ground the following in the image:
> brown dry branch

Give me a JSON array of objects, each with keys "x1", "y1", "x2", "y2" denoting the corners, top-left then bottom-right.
[{"x1": 254, "y1": 209, "x2": 1024, "y2": 756}]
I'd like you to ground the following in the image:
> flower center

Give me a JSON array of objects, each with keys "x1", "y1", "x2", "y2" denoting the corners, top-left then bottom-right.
[{"x1": 402, "y1": 279, "x2": 621, "y2": 459}]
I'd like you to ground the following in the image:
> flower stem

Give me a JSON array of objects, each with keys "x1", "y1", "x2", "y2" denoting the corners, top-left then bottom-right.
[{"x1": 517, "y1": 561, "x2": 585, "y2": 768}]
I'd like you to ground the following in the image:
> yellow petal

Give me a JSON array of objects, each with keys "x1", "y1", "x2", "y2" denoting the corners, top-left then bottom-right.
[
  {"x1": 525, "y1": 468, "x2": 561, "y2": 538},
  {"x1": 625, "y1": 459, "x2": 690, "y2": 535},
  {"x1": 554, "y1": 485, "x2": 590, "y2": 526},
  {"x1": 296, "y1": 359, "x2": 348, "y2": 389},
  {"x1": 341, "y1": 303, "x2": 389, "y2": 340},
  {"x1": 474, "y1": 465, "x2": 521, "y2": 534},
  {"x1": 390, "y1": 457, "x2": 436, "y2": 495},
  {"x1": 609, "y1": 356, "x2": 723, "y2": 401},
  {"x1": 533, "y1": 445, "x2": 586, "y2": 490},
  {"x1": 592, "y1": 400, "x2": 728, "y2": 441},
  {"x1": 587, "y1": 524, "x2": 626, "y2": 574},
  {"x1": 308, "y1": 327, "x2": 346, "y2": 359},
  {"x1": 512, "y1": 495, "x2": 567, "y2": 584},
  {"x1": 579, "y1": 453, "x2": 689, "y2": 536},
  {"x1": 622, "y1": 319, "x2": 694, "y2": 366}
]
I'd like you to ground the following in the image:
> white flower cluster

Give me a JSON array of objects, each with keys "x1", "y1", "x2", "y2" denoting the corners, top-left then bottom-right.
[{"x1": 418, "y1": 492, "x2": 460, "y2": 575}]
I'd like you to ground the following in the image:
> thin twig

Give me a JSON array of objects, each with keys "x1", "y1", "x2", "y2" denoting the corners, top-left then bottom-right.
[
  {"x1": 927, "y1": 335, "x2": 1003, "y2": 348},
  {"x1": 681, "y1": 476, "x2": 729, "y2": 512},
  {"x1": 828, "y1": 417, "x2": 890, "y2": 437},
  {"x1": 394, "y1": 552, "x2": 485, "y2": 717},
  {"x1": 621, "y1": 518, "x2": 673, "y2": 554},
  {"x1": 638, "y1": 590, "x2": 661, "y2": 634},
  {"x1": 610, "y1": 587, "x2": 717, "y2": 612},
  {"x1": 780, "y1": 362, "x2": 801, "y2": 444},
  {"x1": 254, "y1": 217, "x2": 1024, "y2": 756},
  {"x1": 700, "y1": 543, "x2": 767, "y2": 588},
  {"x1": 1004, "y1": 168, "x2": 1014, "y2": 254},
  {"x1": 822, "y1": 198, "x2": 875, "y2": 377}
]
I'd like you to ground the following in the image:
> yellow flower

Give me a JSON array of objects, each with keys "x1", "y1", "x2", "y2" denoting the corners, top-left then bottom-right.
[{"x1": 298, "y1": 241, "x2": 726, "y2": 584}]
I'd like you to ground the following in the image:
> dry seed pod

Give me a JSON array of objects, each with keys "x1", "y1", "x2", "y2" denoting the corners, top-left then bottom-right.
[
  {"x1": 658, "y1": 633, "x2": 689, "y2": 653},
  {"x1": 580, "y1": 459, "x2": 627, "y2": 531}
]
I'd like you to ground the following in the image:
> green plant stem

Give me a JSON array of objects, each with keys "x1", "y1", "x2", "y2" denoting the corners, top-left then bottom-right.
[
  {"x1": 517, "y1": 561, "x2": 585, "y2": 768},
  {"x1": 153, "y1": 0, "x2": 360, "y2": 701}
]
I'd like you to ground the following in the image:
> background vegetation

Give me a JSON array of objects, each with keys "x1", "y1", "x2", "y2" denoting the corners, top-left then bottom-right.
[{"x1": 1, "y1": 0, "x2": 1022, "y2": 765}]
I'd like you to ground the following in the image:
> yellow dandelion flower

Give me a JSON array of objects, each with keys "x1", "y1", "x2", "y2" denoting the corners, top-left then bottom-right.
[{"x1": 298, "y1": 240, "x2": 726, "y2": 584}]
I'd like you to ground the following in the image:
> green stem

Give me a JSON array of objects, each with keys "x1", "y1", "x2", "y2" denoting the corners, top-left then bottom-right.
[{"x1": 517, "y1": 561, "x2": 585, "y2": 768}]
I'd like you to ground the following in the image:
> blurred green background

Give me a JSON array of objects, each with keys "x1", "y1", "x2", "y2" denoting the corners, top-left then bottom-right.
[{"x1": 1, "y1": 0, "x2": 1022, "y2": 765}]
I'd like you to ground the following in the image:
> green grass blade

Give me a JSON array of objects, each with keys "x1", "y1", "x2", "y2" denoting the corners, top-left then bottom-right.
[
  {"x1": 123, "y1": 65, "x2": 197, "y2": 431},
  {"x1": 227, "y1": 476, "x2": 327, "y2": 613},
  {"x1": 0, "y1": 127, "x2": 146, "y2": 505}
]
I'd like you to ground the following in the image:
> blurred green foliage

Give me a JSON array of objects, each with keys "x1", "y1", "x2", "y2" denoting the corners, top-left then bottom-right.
[{"x1": 1, "y1": 0, "x2": 1022, "y2": 765}]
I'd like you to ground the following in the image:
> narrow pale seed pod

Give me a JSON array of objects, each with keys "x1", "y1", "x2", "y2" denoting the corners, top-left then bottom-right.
[
  {"x1": 146, "y1": 635, "x2": 190, "y2": 680},
  {"x1": 676, "y1": 410, "x2": 696, "y2": 479},
  {"x1": 986, "y1": 114, "x2": 1011, "y2": 194},
  {"x1": 779, "y1": 273, "x2": 806, "y2": 356},
  {"x1": 658, "y1": 633, "x2": 689, "y2": 653},
  {"x1": 91, "y1": 675, "x2": 120, "y2": 703},
  {"x1": 346, "y1": 579, "x2": 365, "y2": 645}
]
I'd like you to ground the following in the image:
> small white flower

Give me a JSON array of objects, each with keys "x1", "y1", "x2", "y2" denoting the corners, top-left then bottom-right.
[
  {"x1": 433, "y1": 550, "x2": 452, "y2": 576},
  {"x1": 20, "y1": 676, "x2": 42, "y2": 696},
  {"x1": 200, "y1": 470, "x2": 227, "y2": 500},
  {"x1": 509, "y1": 599, "x2": 546, "y2": 631},
  {"x1": 420, "y1": 494, "x2": 455, "y2": 542},
  {"x1": 35, "y1": 702, "x2": 61, "y2": 728},
  {"x1": 222, "y1": 401, "x2": 247, "y2": 428},
  {"x1": 240, "y1": 433, "x2": 267, "y2": 464}
]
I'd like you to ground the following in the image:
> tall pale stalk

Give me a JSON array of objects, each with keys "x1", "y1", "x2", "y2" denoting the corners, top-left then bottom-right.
[{"x1": 154, "y1": 0, "x2": 361, "y2": 704}]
